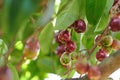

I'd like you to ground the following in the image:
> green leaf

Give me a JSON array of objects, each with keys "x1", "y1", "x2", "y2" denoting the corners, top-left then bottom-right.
[
  {"x1": 39, "y1": 23, "x2": 54, "y2": 55},
  {"x1": 7, "y1": 63, "x2": 19, "y2": 80},
  {"x1": 95, "y1": 0, "x2": 114, "y2": 32},
  {"x1": 71, "y1": 30, "x2": 81, "y2": 52},
  {"x1": 94, "y1": 14, "x2": 110, "y2": 32},
  {"x1": 77, "y1": 0, "x2": 86, "y2": 19},
  {"x1": 36, "y1": 0, "x2": 54, "y2": 27},
  {"x1": 82, "y1": 26, "x2": 96, "y2": 49},
  {"x1": 0, "y1": 39, "x2": 8, "y2": 56},
  {"x1": 2, "y1": 0, "x2": 41, "y2": 42},
  {"x1": 55, "y1": 0, "x2": 79, "y2": 30},
  {"x1": 86, "y1": 0, "x2": 107, "y2": 25}
]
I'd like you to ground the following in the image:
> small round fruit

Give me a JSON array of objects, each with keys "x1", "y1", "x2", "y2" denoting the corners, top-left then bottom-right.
[
  {"x1": 0, "y1": 66, "x2": 12, "y2": 80},
  {"x1": 68, "y1": 23, "x2": 75, "y2": 29},
  {"x1": 56, "y1": 45, "x2": 65, "y2": 57},
  {"x1": 88, "y1": 66, "x2": 101, "y2": 80},
  {"x1": 23, "y1": 36, "x2": 40, "y2": 60},
  {"x1": 60, "y1": 52, "x2": 71, "y2": 67},
  {"x1": 96, "y1": 49, "x2": 107, "y2": 61},
  {"x1": 111, "y1": 39, "x2": 120, "y2": 50},
  {"x1": 102, "y1": 46, "x2": 112, "y2": 54},
  {"x1": 55, "y1": 31, "x2": 62, "y2": 44},
  {"x1": 58, "y1": 30, "x2": 71, "y2": 44},
  {"x1": 65, "y1": 40, "x2": 76, "y2": 53},
  {"x1": 70, "y1": 52, "x2": 79, "y2": 60},
  {"x1": 74, "y1": 19, "x2": 86, "y2": 33},
  {"x1": 109, "y1": 17, "x2": 120, "y2": 32},
  {"x1": 100, "y1": 35, "x2": 113, "y2": 47},
  {"x1": 94, "y1": 34, "x2": 101, "y2": 46},
  {"x1": 113, "y1": 0, "x2": 118, "y2": 6},
  {"x1": 75, "y1": 60, "x2": 89, "y2": 74}
]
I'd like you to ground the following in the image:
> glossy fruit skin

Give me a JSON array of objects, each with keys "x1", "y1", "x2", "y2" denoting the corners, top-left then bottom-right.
[
  {"x1": 111, "y1": 39, "x2": 120, "y2": 50},
  {"x1": 65, "y1": 40, "x2": 76, "y2": 53},
  {"x1": 74, "y1": 19, "x2": 86, "y2": 33},
  {"x1": 56, "y1": 45, "x2": 65, "y2": 57},
  {"x1": 113, "y1": 0, "x2": 118, "y2": 6},
  {"x1": 75, "y1": 60, "x2": 89, "y2": 74},
  {"x1": 23, "y1": 36, "x2": 40, "y2": 60},
  {"x1": 58, "y1": 30, "x2": 71, "y2": 44},
  {"x1": 96, "y1": 49, "x2": 107, "y2": 61},
  {"x1": 109, "y1": 17, "x2": 120, "y2": 32},
  {"x1": 0, "y1": 66, "x2": 12, "y2": 80},
  {"x1": 88, "y1": 66, "x2": 101, "y2": 80}
]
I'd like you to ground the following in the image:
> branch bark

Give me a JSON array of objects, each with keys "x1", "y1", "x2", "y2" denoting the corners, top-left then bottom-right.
[{"x1": 63, "y1": 49, "x2": 120, "y2": 80}]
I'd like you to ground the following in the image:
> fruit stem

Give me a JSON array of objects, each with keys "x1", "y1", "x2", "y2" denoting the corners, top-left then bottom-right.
[
  {"x1": 4, "y1": 35, "x2": 17, "y2": 64},
  {"x1": 87, "y1": 26, "x2": 109, "y2": 56}
]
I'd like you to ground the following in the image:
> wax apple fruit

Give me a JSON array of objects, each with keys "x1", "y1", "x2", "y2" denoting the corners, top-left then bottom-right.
[
  {"x1": 65, "y1": 40, "x2": 76, "y2": 53},
  {"x1": 60, "y1": 52, "x2": 71, "y2": 67},
  {"x1": 58, "y1": 30, "x2": 71, "y2": 44},
  {"x1": 23, "y1": 36, "x2": 40, "y2": 60},
  {"x1": 109, "y1": 16, "x2": 120, "y2": 32},
  {"x1": 56, "y1": 45, "x2": 65, "y2": 57},
  {"x1": 111, "y1": 39, "x2": 120, "y2": 50},
  {"x1": 75, "y1": 60, "x2": 89, "y2": 74},
  {"x1": 74, "y1": 19, "x2": 86, "y2": 33},
  {"x1": 88, "y1": 66, "x2": 101, "y2": 80},
  {"x1": 96, "y1": 49, "x2": 107, "y2": 61}
]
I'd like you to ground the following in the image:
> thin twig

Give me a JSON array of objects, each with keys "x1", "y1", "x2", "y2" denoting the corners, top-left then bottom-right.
[
  {"x1": 87, "y1": 26, "x2": 109, "y2": 55},
  {"x1": 4, "y1": 35, "x2": 17, "y2": 63}
]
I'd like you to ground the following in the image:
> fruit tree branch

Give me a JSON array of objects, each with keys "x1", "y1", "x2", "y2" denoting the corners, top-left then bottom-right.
[{"x1": 63, "y1": 49, "x2": 120, "y2": 80}]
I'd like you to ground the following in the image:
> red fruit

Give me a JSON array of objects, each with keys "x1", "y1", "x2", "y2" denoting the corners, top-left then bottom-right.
[
  {"x1": 75, "y1": 60, "x2": 89, "y2": 74},
  {"x1": 23, "y1": 36, "x2": 40, "y2": 60},
  {"x1": 111, "y1": 39, "x2": 120, "y2": 50},
  {"x1": 65, "y1": 40, "x2": 76, "y2": 53},
  {"x1": 58, "y1": 30, "x2": 71, "y2": 44},
  {"x1": 113, "y1": 0, "x2": 118, "y2": 6},
  {"x1": 55, "y1": 31, "x2": 62, "y2": 44},
  {"x1": 68, "y1": 23, "x2": 75, "y2": 29},
  {"x1": 96, "y1": 49, "x2": 107, "y2": 61},
  {"x1": 94, "y1": 34, "x2": 101, "y2": 45},
  {"x1": 56, "y1": 45, "x2": 65, "y2": 57},
  {"x1": 0, "y1": 66, "x2": 12, "y2": 80},
  {"x1": 109, "y1": 17, "x2": 120, "y2": 32},
  {"x1": 74, "y1": 19, "x2": 86, "y2": 33},
  {"x1": 88, "y1": 66, "x2": 101, "y2": 80}
]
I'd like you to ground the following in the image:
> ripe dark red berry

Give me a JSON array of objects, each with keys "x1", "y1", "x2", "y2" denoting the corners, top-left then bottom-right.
[
  {"x1": 23, "y1": 36, "x2": 40, "y2": 60},
  {"x1": 88, "y1": 66, "x2": 101, "y2": 80},
  {"x1": 74, "y1": 19, "x2": 86, "y2": 33},
  {"x1": 65, "y1": 40, "x2": 76, "y2": 53},
  {"x1": 113, "y1": 0, "x2": 118, "y2": 6},
  {"x1": 109, "y1": 17, "x2": 120, "y2": 32},
  {"x1": 58, "y1": 30, "x2": 71, "y2": 44},
  {"x1": 96, "y1": 49, "x2": 107, "y2": 61},
  {"x1": 56, "y1": 45, "x2": 65, "y2": 57},
  {"x1": 75, "y1": 60, "x2": 89, "y2": 74},
  {"x1": 0, "y1": 66, "x2": 12, "y2": 80}
]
